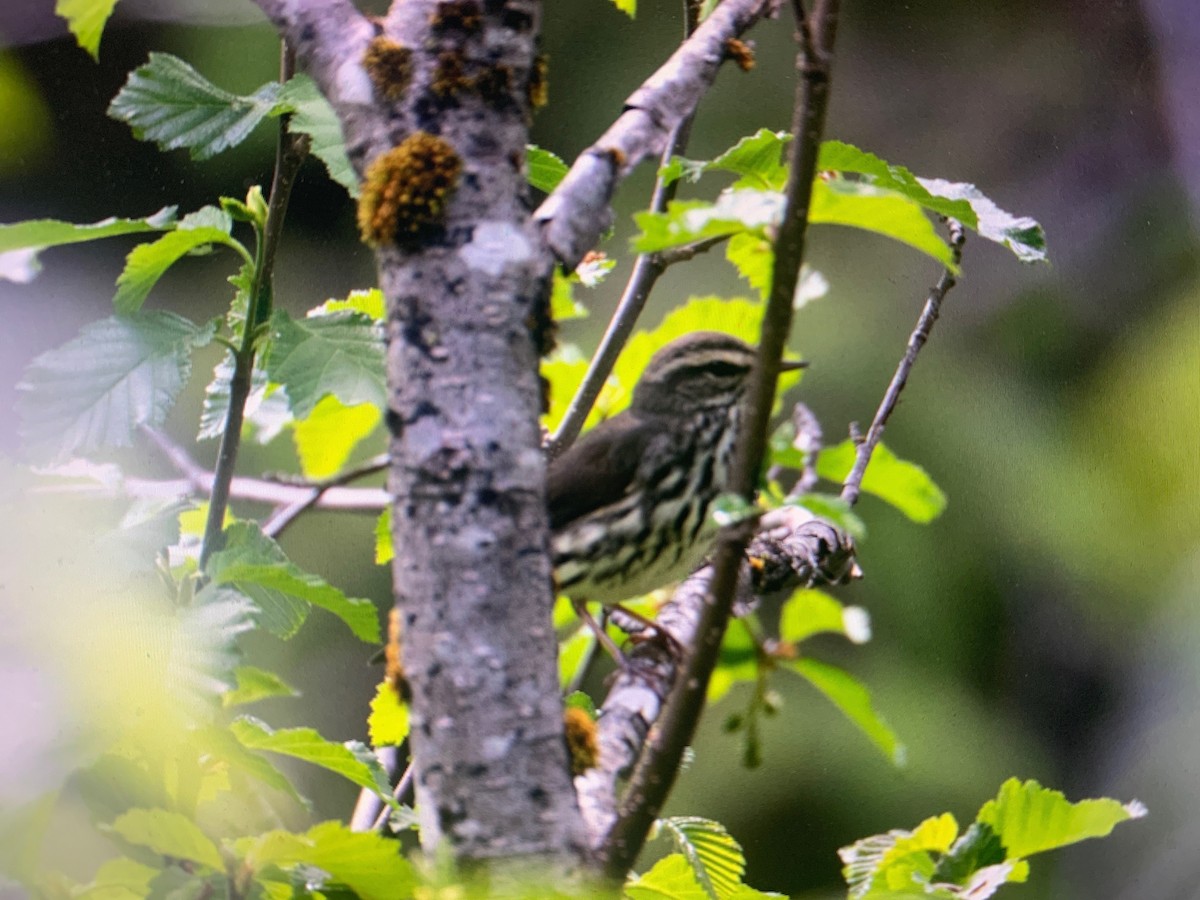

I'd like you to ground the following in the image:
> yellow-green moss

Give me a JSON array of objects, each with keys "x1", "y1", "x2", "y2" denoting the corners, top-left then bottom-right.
[
  {"x1": 363, "y1": 36, "x2": 413, "y2": 102},
  {"x1": 357, "y1": 133, "x2": 463, "y2": 246}
]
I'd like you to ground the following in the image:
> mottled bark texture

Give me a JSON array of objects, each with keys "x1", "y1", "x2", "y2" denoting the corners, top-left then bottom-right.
[{"x1": 251, "y1": 0, "x2": 586, "y2": 863}]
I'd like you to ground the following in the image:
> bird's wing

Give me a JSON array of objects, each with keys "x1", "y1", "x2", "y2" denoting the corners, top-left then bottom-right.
[{"x1": 546, "y1": 413, "x2": 656, "y2": 530}]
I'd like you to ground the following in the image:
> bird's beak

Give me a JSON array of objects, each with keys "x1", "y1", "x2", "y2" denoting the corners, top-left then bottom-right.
[{"x1": 779, "y1": 358, "x2": 809, "y2": 372}]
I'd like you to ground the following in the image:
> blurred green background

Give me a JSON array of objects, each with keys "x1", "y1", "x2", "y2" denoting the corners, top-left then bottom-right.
[{"x1": 0, "y1": 0, "x2": 1196, "y2": 897}]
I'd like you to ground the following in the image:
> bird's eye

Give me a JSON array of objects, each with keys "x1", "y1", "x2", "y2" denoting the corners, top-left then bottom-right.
[{"x1": 701, "y1": 361, "x2": 744, "y2": 379}]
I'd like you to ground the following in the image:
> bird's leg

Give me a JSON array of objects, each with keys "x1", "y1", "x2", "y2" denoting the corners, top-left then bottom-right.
[{"x1": 608, "y1": 602, "x2": 684, "y2": 660}]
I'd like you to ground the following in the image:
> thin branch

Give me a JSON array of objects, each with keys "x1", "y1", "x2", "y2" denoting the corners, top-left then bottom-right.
[
  {"x1": 534, "y1": 0, "x2": 780, "y2": 268},
  {"x1": 371, "y1": 762, "x2": 415, "y2": 833},
  {"x1": 262, "y1": 453, "x2": 389, "y2": 538},
  {"x1": 597, "y1": 0, "x2": 840, "y2": 877},
  {"x1": 199, "y1": 44, "x2": 309, "y2": 570},
  {"x1": 840, "y1": 218, "x2": 965, "y2": 506}
]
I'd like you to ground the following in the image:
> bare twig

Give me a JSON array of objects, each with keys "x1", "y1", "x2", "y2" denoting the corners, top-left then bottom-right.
[
  {"x1": 199, "y1": 44, "x2": 308, "y2": 570},
  {"x1": 597, "y1": 0, "x2": 840, "y2": 876},
  {"x1": 262, "y1": 453, "x2": 388, "y2": 538},
  {"x1": 840, "y1": 219, "x2": 966, "y2": 507},
  {"x1": 370, "y1": 762, "x2": 415, "y2": 833}
]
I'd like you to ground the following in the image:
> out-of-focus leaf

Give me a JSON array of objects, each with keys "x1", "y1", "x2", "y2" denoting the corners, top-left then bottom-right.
[
  {"x1": 16, "y1": 311, "x2": 213, "y2": 461},
  {"x1": 785, "y1": 658, "x2": 905, "y2": 765},
  {"x1": 655, "y1": 817, "x2": 745, "y2": 899},
  {"x1": 230, "y1": 718, "x2": 394, "y2": 802},
  {"x1": 198, "y1": 356, "x2": 293, "y2": 444},
  {"x1": 55, "y1": 0, "x2": 120, "y2": 60},
  {"x1": 235, "y1": 821, "x2": 417, "y2": 900},
  {"x1": 316, "y1": 288, "x2": 385, "y2": 321},
  {"x1": 780, "y1": 589, "x2": 871, "y2": 645},
  {"x1": 114, "y1": 207, "x2": 243, "y2": 314},
  {"x1": 551, "y1": 268, "x2": 588, "y2": 320},
  {"x1": 264, "y1": 309, "x2": 386, "y2": 419},
  {"x1": 608, "y1": 0, "x2": 636, "y2": 17},
  {"x1": 367, "y1": 681, "x2": 409, "y2": 747},
  {"x1": 374, "y1": 507, "x2": 393, "y2": 566},
  {"x1": 276, "y1": 75, "x2": 359, "y2": 197},
  {"x1": 789, "y1": 494, "x2": 866, "y2": 541},
  {"x1": 527, "y1": 144, "x2": 569, "y2": 193},
  {"x1": 625, "y1": 854, "x2": 711, "y2": 900},
  {"x1": 0, "y1": 207, "x2": 176, "y2": 284},
  {"x1": 817, "y1": 440, "x2": 947, "y2": 524},
  {"x1": 976, "y1": 778, "x2": 1147, "y2": 860},
  {"x1": 73, "y1": 856, "x2": 159, "y2": 900},
  {"x1": 207, "y1": 522, "x2": 379, "y2": 642},
  {"x1": 108, "y1": 808, "x2": 223, "y2": 871},
  {"x1": 632, "y1": 190, "x2": 785, "y2": 254},
  {"x1": 223, "y1": 666, "x2": 299, "y2": 708}
]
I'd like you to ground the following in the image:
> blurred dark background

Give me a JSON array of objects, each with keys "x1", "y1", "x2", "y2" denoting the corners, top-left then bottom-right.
[{"x1": 1, "y1": 0, "x2": 1196, "y2": 897}]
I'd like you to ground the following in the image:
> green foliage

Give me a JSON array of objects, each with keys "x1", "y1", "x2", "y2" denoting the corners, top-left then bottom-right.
[
  {"x1": 0, "y1": 206, "x2": 176, "y2": 283},
  {"x1": 625, "y1": 854, "x2": 783, "y2": 900},
  {"x1": 16, "y1": 311, "x2": 214, "y2": 461},
  {"x1": 54, "y1": 0, "x2": 120, "y2": 60},
  {"x1": 840, "y1": 779, "x2": 1146, "y2": 899},
  {"x1": 785, "y1": 658, "x2": 905, "y2": 766},
  {"x1": 276, "y1": 74, "x2": 360, "y2": 197},
  {"x1": 367, "y1": 681, "x2": 410, "y2": 746},
  {"x1": 108, "y1": 808, "x2": 225, "y2": 871},
  {"x1": 817, "y1": 440, "x2": 947, "y2": 523},
  {"x1": 528, "y1": 144, "x2": 570, "y2": 193},
  {"x1": 207, "y1": 522, "x2": 381, "y2": 642},
  {"x1": 652, "y1": 817, "x2": 746, "y2": 899},
  {"x1": 223, "y1": 665, "x2": 300, "y2": 708}
]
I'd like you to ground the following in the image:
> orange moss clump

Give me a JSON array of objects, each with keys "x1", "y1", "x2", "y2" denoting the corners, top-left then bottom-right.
[
  {"x1": 357, "y1": 133, "x2": 463, "y2": 246},
  {"x1": 564, "y1": 706, "x2": 599, "y2": 775},
  {"x1": 385, "y1": 607, "x2": 409, "y2": 699},
  {"x1": 527, "y1": 53, "x2": 549, "y2": 110},
  {"x1": 363, "y1": 36, "x2": 413, "y2": 101},
  {"x1": 430, "y1": 0, "x2": 482, "y2": 32},
  {"x1": 725, "y1": 37, "x2": 756, "y2": 72}
]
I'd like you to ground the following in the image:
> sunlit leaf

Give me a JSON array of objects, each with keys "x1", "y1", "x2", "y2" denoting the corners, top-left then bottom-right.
[
  {"x1": 655, "y1": 817, "x2": 746, "y2": 899},
  {"x1": 779, "y1": 589, "x2": 871, "y2": 645},
  {"x1": 632, "y1": 191, "x2": 785, "y2": 254},
  {"x1": 292, "y1": 395, "x2": 381, "y2": 480},
  {"x1": 108, "y1": 808, "x2": 223, "y2": 871},
  {"x1": 73, "y1": 856, "x2": 158, "y2": 900},
  {"x1": 16, "y1": 311, "x2": 213, "y2": 461},
  {"x1": 626, "y1": 854, "x2": 710, "y2": 900},
  {"x1": 663, "y1": 129, "x2": 791, "y2": 191},
  {"x1": 198, "y1": 356, "x2": 293, "y2": 444},
  {"x1": 315, "y1": 288, "x2": 385, "y2": 321},
  {"x1": 917, "y1": 179, "x2": 1048, "y2": 263},
  {"x1": 367, "y1": 680, "x2": 410, "y2": 747},
  {"x1": 817, "y1": 440, "x2": 947, "y2": 524},
  {"x1": 55, "y1": 0, "x2": 120, "y2": 60},
  {"x1": 527, "y1": 144, "x2": 569, "y2": 193},
  {"x1": 374, "y1": 507, "x2": 393, "y2": 565},
  {"x1": 786, "y1": 658, "x2": 904, "y2": 765},
  {"x1": 976, "y1": 778, "x2": 1147, "y2": 860}
]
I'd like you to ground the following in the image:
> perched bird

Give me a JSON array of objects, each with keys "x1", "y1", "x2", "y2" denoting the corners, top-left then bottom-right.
[{"x1": 548, "y1": 331, "x2": 804, "y2": 645}]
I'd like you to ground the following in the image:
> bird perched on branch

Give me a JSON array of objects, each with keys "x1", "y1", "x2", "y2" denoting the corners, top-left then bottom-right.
[{"x1": 547, "y1": 331, "x2": 805, "y2": 650}]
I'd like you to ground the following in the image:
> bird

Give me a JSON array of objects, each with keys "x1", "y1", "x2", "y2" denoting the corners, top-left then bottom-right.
[{"x1": 547, "y1": 331, "x2": 804, "y2": 652}]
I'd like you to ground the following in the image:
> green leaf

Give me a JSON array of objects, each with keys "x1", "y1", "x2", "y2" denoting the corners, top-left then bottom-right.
[
  {"x1": 817, "y1": 440, "x2": 947, "y2": 524},
  {"x1": 16, "y1": 311, "x2": 213, "y2": 461},
  {"x1": 207, "y1": 522, "x2": 381, "y2": 642},
  {"x1": 198, "y1": 356, "x2": 293, "y2": 445},
  {"x1": 632, "y1": 191, "x2": 784, "y2": 254},
  {"x1": 108, "y1": 52, "x2": 282, "y2": 160},
  {"x1": 316, "y1": 288, "x2": 385, "y2": 321},
  {"x1": 609, "y1": 0, "x2": 636, "y2": 17},
  {"x1": 626, "y1": 854, "x2": 710, "y2": 900},
  {"x1": 541, "y1": 349, "x2": 591, "y2": 433},
  {"x1": 197, "y1": 725, "x2": 309, "y2": 809},
  {"x1": 788, "y1": 494, "x2": 866, "y2": 541},
  {"x1": 916, "y1": 178, "x2": 1048, "y2": 263},
  {"x1": 292, "y1": 395, "x2": 382, "y2": 480},
  {"x1": 276, "y1": 75, "x2": 359, "y2": 198},
  {"x1": 932, "y1": 822, "x2": 1006, "y2": 885},
  {"x1": 527, "y1": 144, "x2": 569, "y2": 193},
  {"x1": 655, "y1": 817, "x2": 745, "y2": 900},
  {"x1": 551, "y1": 267, "x2": 588, "y2": 320},
  {"x1": 810, "y1": 178, "x2": 957, "y2": 269},
  {"x1": 74, "y1": 856, "x2": 159, "y2": 900},
  {"x1": 725, "y1": 234, "x2": 772, "y2": 301},
  {"x1": 264, "y1": 309, "x2": 386, "y2": 419},
  {"x1": 779, "y1": 589, "x2": 871, "y2": 645},
  {"x1": 0, "y1": 207, "x2": 176, "y2": 284},
  {"x1": 374, "y1": 507, "x2": 393, "y2": 565},
  {"x1": 235, "y1": 821, "x2": 417, "y2": 900},
  {"x1": 55, "y1": 0, "x2": 120, "y2": 60},
  {"x1": 367, "y1": 680, "x2": 410, "y2": 747},
  {"x1": 840, "y1": 813, "x2": 959, "y2": 899},
  {"x1": 817, "y1": 141, "x2": 977, "y2": 225},
  {"x1": 108, "y1": 808, "x2": 224, "y2": 871},
  {"x1": 976, "y1": 778, "x2": 1147, "y2": 860},
  {"x1": 230, "y1": 717, "x2": 394, "y2": 803},
  {"x1": 661, "y1": 130, "x2": 791, "y2": 191},
  {"x1": 786, "y1": 658, "x2": 905, "y2": 765},
  {"x1": 564, "y1": 690, "x2": 597, "y2": 718},
  {"x1": 223, "y1": 665, "x2": 299, "y2": 708},
  {"x1": 708, "y1": 619, "x2": 758, "y2": 704},
  {"x1": 114, "y1": 207, "x2": 243, "y2": 314}
]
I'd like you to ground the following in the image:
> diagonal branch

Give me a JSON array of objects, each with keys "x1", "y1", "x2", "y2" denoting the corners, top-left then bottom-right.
[
  {"x1": 534, "y1": 0, "x2": 780, "y2": 269},
  {"x1": 841, "y1": 219, "x2": 966, "y2": 506},
  {"x1": 596, "y1": 0, "x2": 840, "y2": 877}
]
